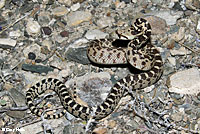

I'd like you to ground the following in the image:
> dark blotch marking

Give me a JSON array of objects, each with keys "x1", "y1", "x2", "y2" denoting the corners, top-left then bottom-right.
[
  {"x1": 75, "y1": 104, "x2": 81, "y2": 111},
  {"x1": 108, "y1": 94, "x2": 115, "y2": 100},
  {"x1": 152, "y1": 67, "x2": 159, "y2": 73},
  {"x1": 140, "y1": 74, "x2": 146, "y2": 80},
  {"x1": 36, "y1": 82, "x2": 40, "y2": 87},
  {"x1": 106, "y1": 99, "x2": 112, "y2": 104},
  {"x1": 102, "y1": 103, "x2": 108, "y2": 109},
  {"x1": 53, "y1": 115, "x2": 56, "y2": 119},
  {"x1": 28, "y1": 103, "x2": 34, "y2": 107},
  {"x1": 56, "y1": 81, "x2": 62, "y2": 86},
  {"x1": 148, "y1": 71, "x2": 153, "y2": 77},
  {"x1": 146, "y1": 78, "x2": 151, "y2": 81},
  {"x1": 154, "y1": 61, "x2": 162, "y2": 67},
  {"x1": 117, "y1": 52, "x2": 121, "y2": 58},
  {"x1": 93, "y1": 51, "x2": 97, "y2": 56},
  {"x1": 47, "y1": 114, "x2": 51, "y2": 119},
  {"x1": 125, "y1": 76, "x2": 131, "y2": 83},
  {"x1": 111, "y1": 89, "x2": 118, "y2": 95},
  {"x1": 31, "y1": 86, "x2": 36, "y2": 90},
  {"x1": 64, "y1": 97, "x2": 72, "y2": 103},
  {"x1": 69, "y1": 101, "x2": 76, "y2": 107},
  {"x1": 114, "y1": 83, "x2": 121, "y2": 89},
  {"x1": 132, "y1": 57, "x2": 137, "y2": 62},
  {"x1": 142, "y1": 61, "x2": 146, "y2": 65},
  {"x1": 59, "y1": 85, "x2": 66, "y2": 90},
  {"x1": 57, "y1": 114, "x2": 61, "y2": 118},
  {"x1": 108, "y1": 53, "x2": 112, "y2": 59},
  {"x1": 113, "y1": 59, "x2": 116, "y2": 64},
  {"x1": 134, "y1": 75, "x2": 139, "y2": 81},
  {"x1": 42, "y1": 79, "x2": 46, "y2": 84},
  {"x1": 48, "y1": 78, "x2": 53, "y2": 82},
  {"x1": 26, "y1": 97, "x2": 32, "y2": 102},
  {"x1": 82, "y1": 107, "x2": 87, "y2": 113},
  {"x1": 53, "y1": 79, "x2": 58, "y2": 83},
  {"x1": 100, "y1": 53, "x2": 103, "y2": 58},
  {"x1": 138, "y1": 79, "x2": 143, "y2": 83},
  {"x1": 61, "y1": 92, "x2": 69, "y2": 98},
  {"x1": 96, "y1": 107, "x2": 101, "y2": 112}
]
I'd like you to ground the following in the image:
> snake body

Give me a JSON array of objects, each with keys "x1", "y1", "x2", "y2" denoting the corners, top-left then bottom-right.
[{"x1": 26, "y1": 18, "x2": 163, "y2": 120}]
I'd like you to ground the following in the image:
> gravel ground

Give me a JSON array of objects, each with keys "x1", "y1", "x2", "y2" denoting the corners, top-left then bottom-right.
[{"x1": 0, "y1": 0, "x2": 200, "y2": 134}]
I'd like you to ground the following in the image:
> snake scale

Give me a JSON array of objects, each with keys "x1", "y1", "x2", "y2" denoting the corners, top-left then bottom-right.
[{"x1": 26, "y1": 18, "x2": 163, "y2": 121}]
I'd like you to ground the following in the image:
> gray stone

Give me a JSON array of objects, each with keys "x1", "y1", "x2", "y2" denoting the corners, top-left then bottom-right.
[
  {"x1": 168, "y1": 68, "x2": 200, "y2": 95},
  {"x1": 170, "y1": 112, "x2": 183, "y2": 122},
  {"x1": 26, "y1": 19, "x2": 41, "y2": 36},
  {"x1": 147, "y1": 10, "x2": 183, "y2": 25},
  {"x1": 144, "y1": 16, "x2": 167, "y2": 34},
  {"x1": 0, "y1": 0, "x2": 6, "y2": 9},
  {"x1": 70, "y1": 3, "x2": 80, "y2": 11},
  {"x1": 65, "y1": 11, "x2": 92, "y2": 26},
  {"x1": 22, "y1": 64, "x2": 54, "y2": 74},
  {"x1": 196, "y1": 18, "x2": 200, "y2": 34},
  {"x1": 65, "y1": 47, "x2": 90, "y2": 64},
  {"x1": 52, "y1": 6, "x2": 69, "y2": 16},
  {"x1": 0, "y1": 38, "x2": 17, "y2": 48},
  {"x1": 85, "y1": 29, "x2": 108, "y2": 39}
]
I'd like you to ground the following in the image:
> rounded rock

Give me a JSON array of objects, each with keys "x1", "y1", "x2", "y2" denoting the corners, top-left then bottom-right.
[
  {"x1": 42, "y1": 26, "x2": 52, "y2": 35},
  {"x1": 28, "y1": 52, "x2": 36, "y2": 60}
]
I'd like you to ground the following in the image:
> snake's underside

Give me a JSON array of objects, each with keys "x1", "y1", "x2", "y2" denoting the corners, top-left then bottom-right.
[{"x1": 26, "y1": 18, "x2": 163, "y2": 121}]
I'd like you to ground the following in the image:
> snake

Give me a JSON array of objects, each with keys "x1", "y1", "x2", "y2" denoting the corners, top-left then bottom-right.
[{"x1": 26, "y1": 18, "x2": 163, "y2": 121}]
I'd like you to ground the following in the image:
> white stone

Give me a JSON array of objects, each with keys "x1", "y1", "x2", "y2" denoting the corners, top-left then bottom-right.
[
  {"x1": 70, "y1": 3, "x2": 80, "y2": 11},
  {"x1": 52, "y1": 6, "x2": 69, "y2": 16},
  {"x1": 66, "y1": 72, "x2": 111, "y2": 87},
  {"x1": 97, "y1": 16, "x2": 114, "y2": 28},
  {"x1": 58, "y1": 0, "x2": 71, "y2": 6},
  {"x1": 71, "y1": 38, "x2": 89, "y2": 48},
  {"x1": 168, "y1": 2, "x2": 175, "y2": 8},
  {"x1": 21, "y1": 118, "x2": 63, "y2": 134},
  {"x1": 169, "y1": 68, "x2": 200, "y2": 95},
  {"x1": 9, "y1": 30, "x2": 21, "y2": 37},
  {"x1": 26, "y1": 19, "x2": 41, "y2": 35},
  {"x1": 85, "y1": 29, "x2": 108, "y2": 40},
  {"x1": 196, "y1": 18, "x2": 200, "y2": 34},
  {"x1": 168, "y1": 57, "x2": 176, "y2": 66},
  {"x1": 115, "y1": 1, "x2": 126, "y2": 8},
  {"x1": 185, "y1": 0, "x2": 200, "y2": 11},
  {"x1": 0, "y1": 38, "x2": 17, "y2": 47},
  {"x1": 171, "y1": 27, "x2": 185, "y2": 42},
  {"x1": 147, "y1": 10, "x2": 183, "y2": 25},
  {"x1": 65, "y1": 11, "x2": 92, "y2": 26},
  {"x1": 0, "y1": 0, "x2": 5, "y2": 9},
  {"x1": 101, "y1": 3, "x2": 110, "y2": 7},
  {"x1": 59, "y1": 69, "x2": 71, "y2": 78},
  {"x1": 132, "y1": 0, "x2": 137, "y2": 3},
  {"x1": 42, "y1": 39, "x2": 52, "y2": 50},
  {"x1": 170, "y1": 47, "x2": 190, "y2": 56}
]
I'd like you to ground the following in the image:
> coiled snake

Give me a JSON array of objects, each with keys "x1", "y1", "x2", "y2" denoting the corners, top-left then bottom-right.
[{"x1": 26, "y1": 18, "x2": 163, "y2": 121}]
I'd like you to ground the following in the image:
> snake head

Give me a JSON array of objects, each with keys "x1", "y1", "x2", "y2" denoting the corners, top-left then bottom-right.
[
  {"x1": 115, "y1": 18, "x2": 151, "y2": 41},
  {"x1": 115, "y1": 27, "x2": 140, "y2": 40}
]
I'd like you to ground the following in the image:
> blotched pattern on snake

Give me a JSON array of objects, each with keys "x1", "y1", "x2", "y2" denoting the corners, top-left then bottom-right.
[{"x1": 26, "y1": 18, "x2": 163, "y2": 120}]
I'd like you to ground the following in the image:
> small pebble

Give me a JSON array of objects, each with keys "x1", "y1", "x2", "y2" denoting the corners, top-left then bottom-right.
[
  {"x1": 64, "y1": 11, "x2": 92, "y2": 26},
  {"x1": 52, "y1": 6, "x2": 69, "y2": 16},
  {"x1": 26, "y1": 19, "x2": 41, "y2": 35},
  {"x1": 60, "y1": 30, "x2": 69, "y2": 37},
  {"x1": 70, "y1": 3, "x2": 80, "y2": 11},
  {"x1": 42, "y1": 26, "x2": 52, "y2": 35},
  {"x1": 85, "y1": 29, "x2": 109, "y2": 39},
  {"x1": 0, "y1": 0, "x2": 5, "y2": 9},
  {"x1": 35, "y1": 59, "x2": 42, "y2": 63},
  {"x1": 28, "y1": 52, "x2": 36, "y2": 60}
]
